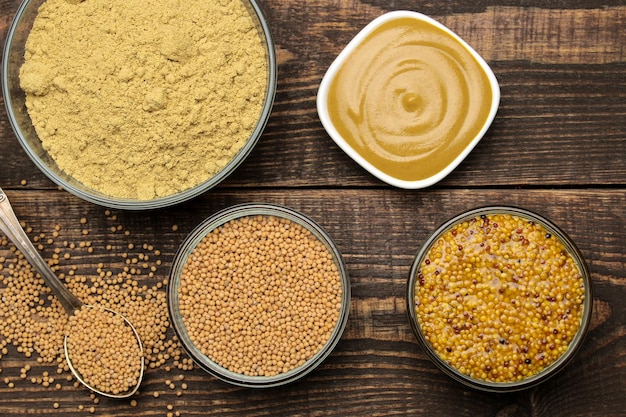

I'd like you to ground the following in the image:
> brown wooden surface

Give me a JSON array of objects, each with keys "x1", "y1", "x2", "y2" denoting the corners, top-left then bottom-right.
[{"x1": 0, "y1": 0, "x2": 624, "y2": 416}]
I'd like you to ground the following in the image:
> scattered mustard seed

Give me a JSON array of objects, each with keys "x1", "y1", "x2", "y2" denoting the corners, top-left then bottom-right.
[{"x1": 0, "y1": 214, "x2": 191, "y2": 380}]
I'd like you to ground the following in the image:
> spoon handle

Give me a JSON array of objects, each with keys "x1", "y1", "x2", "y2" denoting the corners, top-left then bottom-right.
[{"x1": 0, "y1": 187, "x2": 83, "y2": 315}]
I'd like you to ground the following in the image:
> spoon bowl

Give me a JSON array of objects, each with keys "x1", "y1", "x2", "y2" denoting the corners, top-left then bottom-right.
[
  {"x1": 64, "y1": 306, "x2": 144, "y2": 398},
  {"x1": 0, "y1": 187, "x2": 144, "y2": 398}
]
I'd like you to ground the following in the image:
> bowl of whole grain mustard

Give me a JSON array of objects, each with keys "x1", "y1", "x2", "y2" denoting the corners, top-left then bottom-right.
[
  {"x1": 167, "y1": 203, "x2": 351, "y2": 387},
  {"x1": 406, "y1": 206, "x2": 593, "y2": 392},
  {"x1": 2, "y1": 0, "x2": 276, "y2": 209}
]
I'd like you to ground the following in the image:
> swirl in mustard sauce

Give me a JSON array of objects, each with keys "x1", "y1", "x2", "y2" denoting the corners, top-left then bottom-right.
[{"x1": 327, "y1": 17, "x2": 494, "y2": 182}]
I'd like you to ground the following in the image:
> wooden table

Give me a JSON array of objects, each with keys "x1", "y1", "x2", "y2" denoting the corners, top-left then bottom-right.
[{"x1": 0, "y1": 0, "x2": 624, "y2": 415}]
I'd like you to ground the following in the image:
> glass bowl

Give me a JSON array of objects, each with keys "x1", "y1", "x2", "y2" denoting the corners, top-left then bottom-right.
[
  {"x1": 406, "y1": 206, "x2": 593, "y2": 392},
  {"x1": 2, "y1": 0, "x2": 277, "y2": 210},
  {"x1": 167, "y1": 203, "x2": 351, "y2": 387}
]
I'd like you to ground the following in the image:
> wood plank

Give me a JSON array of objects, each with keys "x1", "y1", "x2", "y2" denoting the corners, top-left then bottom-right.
[
  {"x1": 0, "y1": 3, "x2": 624, "y2": 189},
  {"x1": 2, "y1": 61, "x2": 625, "y2": 189},
  {"x1": 0, "y1": 188, "x2": 623, "y2": 416}
]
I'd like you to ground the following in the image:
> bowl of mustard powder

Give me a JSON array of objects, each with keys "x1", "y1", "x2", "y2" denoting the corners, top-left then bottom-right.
[{"x1": 2, "y1": 0, "x2": 276, "y2": 209}]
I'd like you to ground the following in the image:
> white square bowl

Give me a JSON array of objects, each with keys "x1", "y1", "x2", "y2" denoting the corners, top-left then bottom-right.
[{"x1": 317, "y1": 11, "x2": 500, "y2": 189}]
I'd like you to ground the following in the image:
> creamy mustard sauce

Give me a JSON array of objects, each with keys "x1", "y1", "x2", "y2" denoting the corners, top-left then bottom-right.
[{"x1": 327, "y1": 17, "x2": 494, "y2": 181}]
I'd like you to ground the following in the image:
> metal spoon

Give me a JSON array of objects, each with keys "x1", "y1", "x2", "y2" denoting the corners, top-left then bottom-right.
[{"x1": 0, "y1": 187, "x2": 144, "y2": 398}]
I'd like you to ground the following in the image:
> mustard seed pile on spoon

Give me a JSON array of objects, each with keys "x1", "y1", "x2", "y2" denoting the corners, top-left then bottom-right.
[{"x1": 65, "y1": 305, "x2": 144, "y2": 396}]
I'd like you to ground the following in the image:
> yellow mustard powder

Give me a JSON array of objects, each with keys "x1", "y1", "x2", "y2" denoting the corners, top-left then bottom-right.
[{"x1": 20, "y1": 0, "x2": 268, "y2": 200}]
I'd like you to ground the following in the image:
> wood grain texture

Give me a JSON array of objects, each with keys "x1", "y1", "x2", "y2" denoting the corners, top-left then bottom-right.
[
  {"x1": 1, "y1": 2, "x2": 625, "y2": 189},
  {"x1": 0, "y1": 0, "x2": 624, "y2": 415},
  {"x1": 0, "y1": 189, "x2": 622, "y2": 416}
]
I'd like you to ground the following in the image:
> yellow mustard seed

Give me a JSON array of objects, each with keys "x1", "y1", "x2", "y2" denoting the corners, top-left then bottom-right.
[
  {"x1": 66, "y1": 305, "x2": 143, "y2": 395},
  {"x1": 178, "y1": 215, "x2": 343, "y2": 377},
  {"x1": 0, "y1": 214, "x2": 193, "y2": 399},
  {"x1": 414, "y1": 213, "x2": 586, "y2": 383}
]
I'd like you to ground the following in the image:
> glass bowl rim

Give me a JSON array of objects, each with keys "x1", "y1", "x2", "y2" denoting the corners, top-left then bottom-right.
[{"x1": 167, "y1": 202, "x2": 351, "y2": 388}]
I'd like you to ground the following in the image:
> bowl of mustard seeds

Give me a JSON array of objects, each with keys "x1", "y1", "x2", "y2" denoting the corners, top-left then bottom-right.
[
  {"x1": 2, "y1": 0, "x2": 276, "y2": 209},
  {"x1": 406, "y1": 206, "x2": 592, "y2": 392},
  {"x1": 167, "y1": 203, "x2": 351, "y2": 387}
]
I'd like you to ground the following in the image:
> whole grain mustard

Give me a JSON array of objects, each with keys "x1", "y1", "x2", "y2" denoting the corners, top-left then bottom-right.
[{"x1": 414, "y1": 213, "x2": 586, "y2": 383}]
